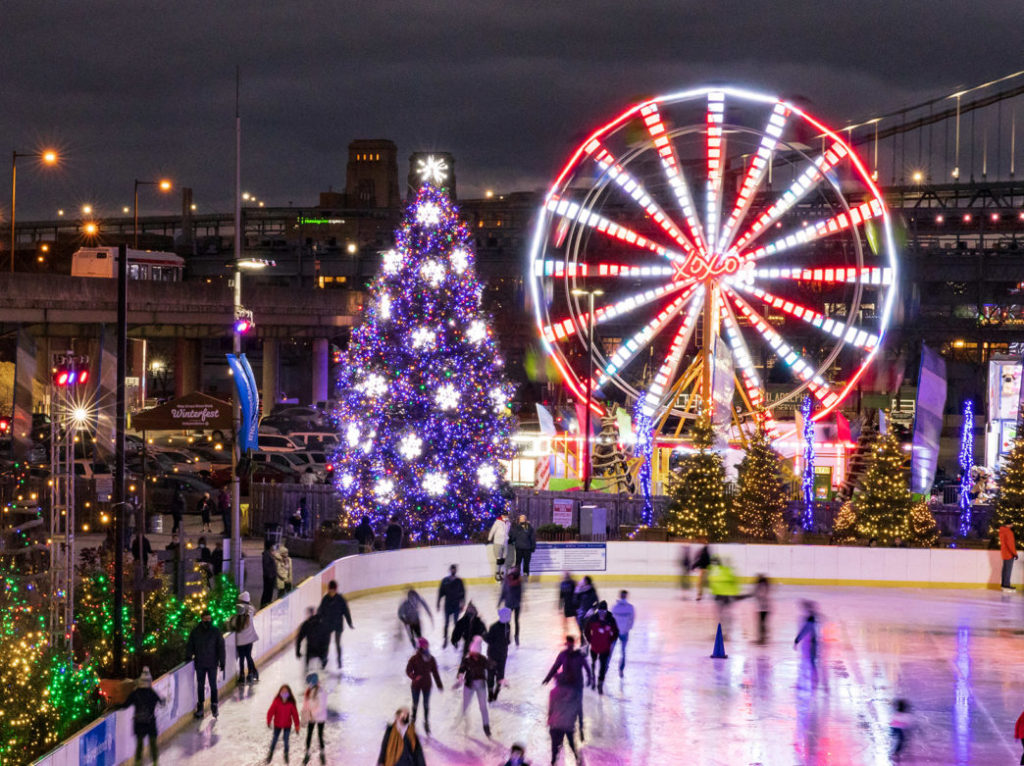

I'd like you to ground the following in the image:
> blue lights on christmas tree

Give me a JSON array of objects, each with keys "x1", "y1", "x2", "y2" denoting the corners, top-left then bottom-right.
[{"x1": 958, "y1": 399, "x2": 974, "y2": 536}]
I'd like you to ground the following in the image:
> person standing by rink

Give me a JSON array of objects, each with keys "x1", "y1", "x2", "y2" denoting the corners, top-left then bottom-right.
[
  {"x1": 185, "y1": 609, "x2": 225, "y2": 718},
  {"x1": 296, "y1": 607, "x2": 331, "y2": 671},
  {"x1": 558, "y1": 573, "x2": 577, "y2": 635},
  {"x1": 261, "y1": 539, "x2": 277, "y2": 608},
  {"x1": 542, "y1": 635, "x2": 593, "y2": 742},
  {"x1": 437, "y1": 564, "x2": 466, "y2": 648},
  {"x1": 498, "y1": 566, "x2": 524, "y2": 645},
  {"x1": 753, "y1": 574, "x2": 771, "y2": 645},
  {"x1": 485, "y1": 607, "x2": 512, "y2": 702},
  {"x1": 1000, "y1": 523, "x2": 1018, "y2": 591},
  {"x1": 318, "y1": 580, "x2": 354, "y2": 668},
  {"x1": 197, "y1": 491, "x2": 214, "y2": 534},
  {"x1": 266, "y1": 684, "x2": 301, "y2": 763},
  {"x1": 457, "y1": 635, "x2": 494, "y2": 737},
  {"x1": 377, "y1": 707, "x2": 425, "y2": 766},
  {"x1": 583, "y1": 601, "x2": 619, "y2": 694},
  {"x1": 487, "y1": 512, "x2": 511, "y2": 580},
  {"x1": 406, "y1": 637, "x2": 443, "y2": 735},
  {"x1": 300, "y1": 673, "x2": 328, "y2": 764},
  {"x1": 452, "y1": 601, "x2": 487, "y2": 657},
  {"x1": 230, "y1": 591, "x2": 260, "y2": 684},
  {"x1": 122, "y1": 667, "x2": 163, "y2": 765},
  {"x1": 610, "y1": 590, "x2": 635, "y2": 677},
  {"x1": 510, "y1": 514, "x2": 537, "y2": 578},
  {"x1": 398, "y1": 589, "x2": 433, "y2": 647}
]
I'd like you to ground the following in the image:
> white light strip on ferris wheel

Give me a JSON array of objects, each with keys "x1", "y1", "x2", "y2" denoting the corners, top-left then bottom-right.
[
  {"x1": 639, "y1": 290, "x2": 705, "y2": 417},
  {"x1": 743, "y1": 265, "x2": 893, "y2": 286},
  {"x1": 731, "y1": 139, "x2": 850, "y2": 253},
  {"x1": 532, "y1": 260, "x2": 676, "y2": 279},
  {"x1": 717, "y1": 102, "x2": 789, "y2": 254},
  {"x1": 639, "y1": 102, "x2": 709, "y2": 258},
  {"x1": 738, "y1": 198, "x2": 885, "y2": 265},
  {"x1": 546, "y1": 195, "x2": 686, "y2": 264},
  {"x1": 541, "y1": 279, "x2": 692, "y2": 343},
  {"x1": 595, "y1": 283, "x2": 701, "y2": 389},
  {"x1": 723, "y1": 285, "x2": 840, "y2": 410},
  {"x1": 705, "y1": 91, "x2": 726, "y2": 255},
  {"x1": 584, "y1": 140, "x2": 699, "y2": 256},
  {"x1": 731, "y1": 281, "x2": 879, "y2": 350},
  {"x1": 718, "y1": 301, "x2": 767, "y2": 412}
]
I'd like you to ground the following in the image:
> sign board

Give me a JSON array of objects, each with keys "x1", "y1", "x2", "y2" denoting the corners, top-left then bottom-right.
[
  {"x1": 532, "y1": 542, "x2": 607, "y2": 572},
  {"x1": 79, "y1": 716, "x2": 115, "y2": 766},
  {"x1": 552, "y1": 498, "x2": 573, "y2": 528},
  {"x1": 131, "y1": 391, "x2": 233, "y2": 431}
]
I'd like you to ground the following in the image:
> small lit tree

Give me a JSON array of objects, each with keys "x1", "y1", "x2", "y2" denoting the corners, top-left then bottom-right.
[
  {"x1": 851, "y1": 427, "x2": 914, "y2": 545},
  {"x1": 734, "y1": 426, "x2": 788, "y2": 539},
  {"x1": 991, "y1": 438, "x2": 1024, "y2": 537},
  {"x1": 663, "y1": 412, "x2": 728, "y2": 541}
]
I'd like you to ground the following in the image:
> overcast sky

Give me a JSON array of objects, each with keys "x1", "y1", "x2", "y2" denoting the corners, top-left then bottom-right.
[{"x1": 1, "y1": 1, "x2": 1021, "y2": 218}]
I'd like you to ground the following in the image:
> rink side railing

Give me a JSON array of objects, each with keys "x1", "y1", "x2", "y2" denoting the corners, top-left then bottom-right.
[{"x1": 35, "y1": 541, "x2": 1014, "y2": 765}]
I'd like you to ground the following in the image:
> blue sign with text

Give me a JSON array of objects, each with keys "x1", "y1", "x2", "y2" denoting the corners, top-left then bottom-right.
[{"x1": 79, "y1": 716, "x2": 115, "y2": 766}]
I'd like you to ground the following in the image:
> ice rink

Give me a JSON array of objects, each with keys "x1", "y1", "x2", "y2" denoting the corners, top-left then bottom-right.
[{"x1": 159, "y1": 580, "x2": 1024, "y2": 765}]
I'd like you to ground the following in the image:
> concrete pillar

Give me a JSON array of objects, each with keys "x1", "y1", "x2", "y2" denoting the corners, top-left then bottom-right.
[
  {"x1": 130, "y1": 338, "x2": 147, "y2": 410},
  {"x1": 262, "y1": 338, "x2": 279, "y2": 411},
  {"x1": 173, "y1": 338, "x2": 200, "y2": 398},
  {"x1": 312, "y1": 338, "x2": 329, "y2": 406}
]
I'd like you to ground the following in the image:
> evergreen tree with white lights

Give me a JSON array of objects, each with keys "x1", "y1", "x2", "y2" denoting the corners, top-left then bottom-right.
[
  {"x1": 734, "y1": 426, "x2": 788, "y2": 540},
  {"x1": 663, "y1": 412, "x2": 728, "y2": 541},
  {"x1": 851, "y1": 426, "x2": 915, "y2": 545},
  {"x1": 991, "y1": 438, "x2": 1024, "y2": 537},
  {"x1": 331, "y1": 182, "x2": 515, "y2": 540}
]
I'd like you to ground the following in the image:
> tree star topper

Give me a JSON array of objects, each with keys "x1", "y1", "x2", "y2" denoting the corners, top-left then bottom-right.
[{"x1": 417, "y1": 155, "x2": 449, "y2": 186}]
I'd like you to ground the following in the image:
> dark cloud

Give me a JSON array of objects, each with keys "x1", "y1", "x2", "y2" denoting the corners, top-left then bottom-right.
[{"x1": 1, "y1": 0, "x2": 1021, "y2": 217}]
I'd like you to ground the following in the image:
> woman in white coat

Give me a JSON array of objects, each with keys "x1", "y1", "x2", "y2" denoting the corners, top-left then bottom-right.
[
  {"x1": 487, "y1": 513, "x2": 512, "y2": 580},
  {"x1": 301, "y1": 672, "x2": 329, "y2": 764},
  {"x1": 231, "y1": 591, "x2": 260, "y2": 684}
]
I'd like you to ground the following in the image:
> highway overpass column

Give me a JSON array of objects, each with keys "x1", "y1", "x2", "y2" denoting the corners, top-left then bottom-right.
[
  {"x1": 262, "y1": 338, "x2": 279, "y2": 409},
  {"x1": 312, "y1": 337, "x2": 329, "y2": 406},
  {"x1": 173, "y1": 338, "x2": 200, "y2": 398}
]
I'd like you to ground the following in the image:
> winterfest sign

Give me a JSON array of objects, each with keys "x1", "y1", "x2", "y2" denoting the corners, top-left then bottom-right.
[{"x1": 132, "y1": 391, "x2": 233, "y2": 431}]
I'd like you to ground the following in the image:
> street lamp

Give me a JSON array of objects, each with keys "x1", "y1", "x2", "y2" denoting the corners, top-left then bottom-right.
[
  {"x1": 571, "y1": 288, "x2": 604, "y2": 491},
  {"x1": 133, "y1": 178, "x2": 172, "y2": 248},
  {"x1": 10, "y1": 149, "x2": 58, "y2": 271}
]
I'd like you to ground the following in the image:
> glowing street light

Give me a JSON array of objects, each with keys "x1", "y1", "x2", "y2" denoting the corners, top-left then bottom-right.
[
  {"x1": 10, "y1": 148, "x2": 59, "y2": 271},
  {"x1": 133, "y1": 178, "x2": 173, "y2": 248}
]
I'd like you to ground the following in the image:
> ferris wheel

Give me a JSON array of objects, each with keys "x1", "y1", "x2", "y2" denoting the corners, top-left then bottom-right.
[{"x1": 528, "y1": 86, "x2": 898, "y2": 438}]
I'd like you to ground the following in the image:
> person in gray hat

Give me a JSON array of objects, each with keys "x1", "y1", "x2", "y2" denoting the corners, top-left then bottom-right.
[
  {"x1": 485, "y1": 607, "x2": 513, "y2": 702},
  {"x1": 230, "y1": 590, "x2": 260, "y2": 684},
  {"x1": 122, "y1": 666, "x2": 164, "y2": 765}
]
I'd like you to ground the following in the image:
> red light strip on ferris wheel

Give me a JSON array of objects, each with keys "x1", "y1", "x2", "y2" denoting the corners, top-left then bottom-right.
[
  {"x1": 723, "y1": 285, "x2": 840, "y2": 410},
  {"x1": 532, "y1": 260, "x2": 676, "y2": 279},
  {"x1": 719, "y1": 300, "x2": 777, "y2": 433},
  {"x1": 730, "y1": 139, "x2": 850, "y2": 253},
  {"x1": 705, "y1": 91, "x2": 726, "y2": 254},
  {"x1": 738, "y1": 199, "x2": 885, "y2": 265},
  {"x1": 595, "y1": 284, "x2": 702, "y2": 389},
  {"x1": 639, "y1": 102, "x2": 709, "y2": 259},
  {"x1": 546, "y1": 194, "x2": 685, "y2": 264},
  {"x1": 583, "y1": 140, "x2": 699, "y2": 256},
  {"x1": 639, "y1": 291, "x2": 705, "y2": 418},
  {"x1": 731, "y1": 281, "x2": 879, "y2": 350},
  {"x1": 744, "y1": 265, "x2": 893, "y2": 285},
  {"x1": 717, "y1": 102, "x2": 790, "y2": 254}
]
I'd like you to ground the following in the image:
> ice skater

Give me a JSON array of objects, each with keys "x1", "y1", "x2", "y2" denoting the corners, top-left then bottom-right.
[
  {"x1": 451, "y1": 601, "x2": 486, "y2": 657},
  {"x1": 300, "y1": 673, "x2": 328, "y2": 764},
  {"x1": 794, "y1": 600, "x2": 821, "y2": 687},
  {"x1": 558, "y1": 573, "x2": 577, "y2": 635},
  {"x1": 317, "y1": 579, "x2": 354, "y2": 668},
  {"x1": 573, "y1": 576, "x2": 598, "y2": 639},
  {"x1": 498, "y1": 566, "x2": 523, "y2": 645},
  {"x1": 502, "y1": 743, "x2": 529, "y2": 766},
  {"x1": 406, "y1": 637, "x2": 443, "y2": 735},
  {"x1": 692, "y1": 544, "x2": 711, "y2": 600},
  {"x1": 753, "y1": 574, "x2": 771, "y2": 645},
  {"x1": 542, "y1": 635, "x2": 593, "y2": 742},
  {"x1": 1015, "y1": 706, "x2": 1024, "y2": 764},
  {"x1": 610, "y1": 590, "x2": 635, "y2": 677},
  {"x1": 457, "y1": 635, "x2": 494, "y2": 737},
  {"x1": 122, "y1": 667, "x2": 164, "y2": 765},
  {"x1": 265, "y1": 684, "x2": 300, "y2": 763},
  {"x1": 679, "y1": 546, "x2": 691, "y2": 594},
  {"x1": 708, "y1": 557, "x2": 741, "y2": 638},
  {"x1": 510, "y1": 514, "x2": 537, "y2": 578},
  {"x1": 890, "y1": 698, "x2": 913, "y2": 762},
  {"x1": 583, "y1": 601, "x2": 619, "y2": 694},
  {"x1": 229, "y1": 590, "x2": 260, "y2": 684},
  {"x1": 296, "y1": 607, "x2": 330, "y2": 671},
  {"x1": 185, "y1": 609, "x2": 225, "y2": 718},
  {"x1": 548, "y1": 683, "x2": 580, "y2": 765},
  {"x1": 377, "y1": 707, "x2": 425, "y2": 766},
  {"x1": 397, "y1": 589, "x2": 433, "y2": 647},
  {"x1": 488, "y1": 512, "x2": 512, "y2": 580},
  {"x1": 485, "y1": 607, "x2": 512, "y2": 702},
  {"x1": 437, "y1": 564, "x2": 466, "y2": 648}
]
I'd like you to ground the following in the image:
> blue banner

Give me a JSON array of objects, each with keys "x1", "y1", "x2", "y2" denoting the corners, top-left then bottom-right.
[
  {"x1": 79, "y1": 716, "x2": 115, "y2": 766},
  {"x1": 227, "y1": 353, "x2": 260, "y2": 451},
  {"x1": 911, "y1": 343, "x2": 947, "y2": 494}
]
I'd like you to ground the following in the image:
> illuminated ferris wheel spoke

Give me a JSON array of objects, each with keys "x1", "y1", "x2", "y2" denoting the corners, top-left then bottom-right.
[
  {"x1": 731, "y1": 138, "x2": 851, "y2": 253},
  {"x1": 532, "y1": 260, "x2": 677, "y2": 280},
  {"x1": 594, "y1": 284, "x2": 702, "y2": 389},
  {"x1": 731, "y1": 281, "x2": 880, "y2": 350},
  {"x1": 546, "y1": 195, "x2": 687, "y2": 264},
  {"x1": 704, "y1": 91, "x2": 726, "y2": 253},
  {"x1": 742, "y1": 265, "x2": 893, "y2": 286},
  {"x1": 738, "y1": 198, "x2": 886, "y2": 266},
  {"x1": 724, "y1": 286, "x2": 840, "y2": 409},
  {"x1": 639, "y1": 291, "x2": 705, "y2": 418},
  {"x1": 540, "y1": 279, "x2": 694, "y2": 343},
  {"x1": 639, "y1": 102, "x2": 710, "y2": 257},
  {"x1": 719, "y1": 301, "x2": 770, "y2": 416},
  {"x1": 583, "y1": 140, "x2": 699, "y2": 256},
  {"x1": 717, "y1": 102, "x2": 790, "y2": 254}
]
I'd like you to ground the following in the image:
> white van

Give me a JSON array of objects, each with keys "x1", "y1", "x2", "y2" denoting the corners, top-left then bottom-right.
[
  {"x1": 257, "y1": 434, "x2": 299, "y2": 452},
  {"x1": 288, "y1": 432, "x2": 339, "y2": 450}
]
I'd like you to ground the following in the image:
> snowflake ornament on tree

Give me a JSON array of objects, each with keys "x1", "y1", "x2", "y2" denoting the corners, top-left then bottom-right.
[{"x1": 331, "y1": 184, "x2": 516, "y2": 539}]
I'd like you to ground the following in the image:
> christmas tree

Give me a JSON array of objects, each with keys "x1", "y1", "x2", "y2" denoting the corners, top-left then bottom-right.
[
  {"x1": 663, "y1": 412, "x2": 728, "y2": 541},
  {"x1": 332, "y1": 183, "x2": 515, "y2": 540},
  {"x1": 991, "y1": 438, "x2": 1024, "y2": 536},
  {"x1": 734, "y1": 426, "x2": 788, "y2": 540},
  {"x1": 851, "y1": 426, "x2": 916, "y2": 545}
]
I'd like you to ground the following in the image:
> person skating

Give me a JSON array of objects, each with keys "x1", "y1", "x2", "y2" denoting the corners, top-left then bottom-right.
[
  {"x1": 451, "y1": 601, "x2": 486, "y2": 657},
  {"x1": 502, "y1": 743, "x2": 529, "y2": 766},
  {"x1": 547, "y1": 682, "x2": 580, "y2": 765},
  {"x1": 437, "y1": 564, "x2": 466, "y2": 648},
  {"x1": 1001, "y1": 523, "x2": 1018, "y2": 591},
  {"x1": 679, "y1": 546, "x2": 691, "y2": 594},
  {"x1": 583, "y1": 601, "x2": 619, "y2": 694},
  {"x1": 274, "y1": 543, "x2": 294, "y2": 595},
  {"x1": 197, "y1": 491, "x2": 214, "y2": 534},
  {"x1": 185, "y1": 609, "x2": 225, "y2": 718},
  {"x1": 510, "y1": 514, "x2": 537, "y2": 578},
  {"x1": 230, "y1": 590, "x2": 260, "y2": 684},
  {"x1": 377, "y1": 707, "x2": 426, "y2": 766},
  {"x1": 296, "y1": 607, "x2": 331, "y2": 671},
  {"x1": 487, "y1": 512, "x2": 512, "y2": 580},
  {"x1": 122, "y1": 666, "x2": 164, "y2": 765},
  {"x1": 266, "y1": 684, "x2": 300, "y2": 763},
  {"x1": 558, "y1": 573, "x2": 577, "y2": 635},
  {"x1": 573, "y1": 576, "x2": 598, "y2": 639},
  {"x1": 610, "y1": 590, "x2": 635, "y2": 677},
  {"x1": 354, "y1": 515, "x2": 376, "y2": 552},
  {"x1": 708, "y1": 557, "x2": 741, "y2": 638},
  {"x1": 398, "y1": 589, "x2": 433, "y2": 647},
  {"x1": 457, "y1": 635, "x2": 494, "y2": 737},
  {"x1": 1015, "y1": 707, "x2": 1024, "y2": 764},
  {"x1": 498, "y1": 567, "x2": 523, "y2": 645},
  {"x1": 261, "y1": 539, "x2": 277, "y2": 608},
  {"x1": 794, "y1": 600, "x2": 821, "y2": 688},
  {"x1": 405, "y1": 637, "x2": 443, "y2": 735},
  {"x1": 753, "y1": 574, "x2": 771, "y2": 645},
  {"x1": 485, "y1": 607, "x2": 512, "y2": 702},
  {"x1": 300, "y1": 673, "x2": 328, "y2": 764},
  {"x1": 317, "y1": 579, "x2": 354, "y2": 668},
  {"x1": 692, "y1": 544, "x2": 711, "y2": 600},
  {"x1": 542, "y1": 636, "x2": 593, "y2": 742},
  {"x1": 890, "y1": 698, "x2": 913, "y2": 762}
]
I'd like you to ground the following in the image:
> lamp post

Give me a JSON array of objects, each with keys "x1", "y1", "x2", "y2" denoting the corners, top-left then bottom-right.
[
  {"x1": 10, "y1": 149, "x2": 58, "y2": 272},
  {"x1": 133, "y1": 178, "x2": 172, "y2": 249},
  {"x1": 571, "y1": 288, "x2": 603, "y2": 492}
]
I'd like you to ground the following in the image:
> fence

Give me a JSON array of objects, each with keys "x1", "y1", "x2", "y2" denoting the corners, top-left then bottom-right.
[{"x1": 247, "y1": 483, "x2": 340, "y2": 536}]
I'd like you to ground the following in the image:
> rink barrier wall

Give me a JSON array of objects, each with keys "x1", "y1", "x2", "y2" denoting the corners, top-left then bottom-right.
[{"x1": 35, "y1": 540, "x2": 1014, "y2": 765}]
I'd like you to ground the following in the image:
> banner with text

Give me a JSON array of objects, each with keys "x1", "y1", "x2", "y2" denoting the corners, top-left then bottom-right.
[{"x1": 531, "y1": 542, "x2": 607, "y2": 573}]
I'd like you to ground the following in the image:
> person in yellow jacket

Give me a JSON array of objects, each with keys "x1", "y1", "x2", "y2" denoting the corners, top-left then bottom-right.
[{"x1": 707, "y1": 557, "x2": 741, "y2": 638}]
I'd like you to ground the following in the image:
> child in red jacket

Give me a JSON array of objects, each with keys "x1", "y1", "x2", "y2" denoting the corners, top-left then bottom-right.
[{"x1": 266, "y1": 684, "x2": 300, "y2": 762}]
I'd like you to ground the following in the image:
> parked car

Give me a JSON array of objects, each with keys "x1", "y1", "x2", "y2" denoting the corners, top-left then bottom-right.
[
  {"x1": 289, "y1": 451, "x2": 330, "y2": 481},
  {"x1": 148, "y1": 474, "x2": 215, "y2": 513},
  {"x1": 208, "y1": 463, "x2": 296, "y2": 494},
  {"x1": 288, "y1": 431, "x2": 339, "y2": 451},
  {"x1": 151, "y1": 448, "x2": 211, "y2": 476},
  {"x1": 257, "y1": 433, "x2": 298, "y2": 452},
  {"x1": 189, "y1": 445, "x2": 233, "y2": 472},
  {"x1": 127, "y1": 452, "x2": 177, "y2": 476},
  {"x1": 251, "y1": 452, "x2": 307, "y2": 475},
  {"x1": 271, "y1": 405, "x2": 324, "y2": 428}
]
